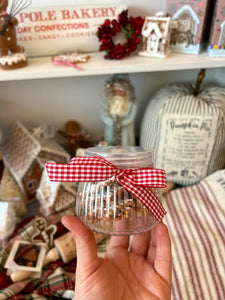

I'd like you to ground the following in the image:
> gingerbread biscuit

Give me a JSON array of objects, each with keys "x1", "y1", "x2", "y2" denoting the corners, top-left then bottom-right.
[
  {"x1": 52, "y1": 52, "x2": 89, "y2": 69},
  {"x1": 31, "y1": 217, "x2": 57, "y2": 248}
]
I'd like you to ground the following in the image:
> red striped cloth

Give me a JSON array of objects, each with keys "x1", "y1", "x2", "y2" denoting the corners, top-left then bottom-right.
[{"x1": 163, "y1": 170, "x2": 225, "y2": 300}]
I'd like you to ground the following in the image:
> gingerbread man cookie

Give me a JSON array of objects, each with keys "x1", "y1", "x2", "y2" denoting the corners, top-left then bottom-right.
[
  {"x1": 31, "y1": 217, "x2": 57, "y2": 248},
  {"x1": 0, "y1": 0, "x2": 30, "y2": 70}
]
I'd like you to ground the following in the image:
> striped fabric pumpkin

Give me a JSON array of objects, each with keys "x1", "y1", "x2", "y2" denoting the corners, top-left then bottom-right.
[{"x1": 140, "y1": 83, "x2": 225, "y2": 185}]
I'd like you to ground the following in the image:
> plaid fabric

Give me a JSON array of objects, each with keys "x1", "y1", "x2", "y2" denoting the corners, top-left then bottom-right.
[
  {"x1": 0, "y1": 214, "x2": 75, "y2": 300},
  {"x1": 0, "y1": 212, "x2": 108, "y2": 300},
  {"x1": 46, "y1": 156, "x2": 167, "y2": 221},
  {"x1": 8, "y1": 294, "x2": 50, "y2": 299}
]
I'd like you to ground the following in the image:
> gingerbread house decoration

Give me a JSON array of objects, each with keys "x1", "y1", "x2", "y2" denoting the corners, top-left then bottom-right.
[
  {"x1": 139, "y1": 12, "x2": 177, "y2": 58},
  {"x1": 219, "y1": 21, "x2": 225, "y2": 46},
  {"x1": 0, "y1": 167, "x2": 27, "y2": 217},
  {"x1": 2, "y1": 121, "x2": 70, "y2": 203},
  {"x1": 36, "y1": 165, "x2": 77, "y2": 217},
  {"x1": 0, "y1": 201, "x2": 17, "y2": 241},
  {"x1": 170, "y1": 5, "x2": 199, "y2": 48},
  {"x1": 207, "y1": 0, "x2": 225, "y2": 57}
]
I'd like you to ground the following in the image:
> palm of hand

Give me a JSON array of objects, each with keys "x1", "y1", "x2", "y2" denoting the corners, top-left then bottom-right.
[
  {"x1": 75, "y1": 230, "x2": 171, "y2": 300},
  {"x1": 61, "y1": 216, "x2": 171, "y2": 300},
  {"x1": 77, "y1": 249, "x2": 169, "y2": 300}
]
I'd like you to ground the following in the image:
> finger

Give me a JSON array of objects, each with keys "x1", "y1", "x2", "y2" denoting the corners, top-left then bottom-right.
[
  {"x1": 129, "y1": 231, "x2": 151, "y2": 257},
  {"x1": 61, "y1": 215, "x2": 100, "y2": 272},
  {"x1": 147, "y1": 230, "x2": 155, "y2": 265},
  {"x1": 147, "y1": 223, "x2": 162, "y2": 264},
  {"x1": 108, "y1": 235, "x2": 129, "y2": 250},
  {"x1": 148, "y1": 222, "x2": 172, "y2": 283}
]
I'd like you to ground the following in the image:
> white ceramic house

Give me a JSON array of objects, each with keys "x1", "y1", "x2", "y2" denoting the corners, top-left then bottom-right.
[
  {"x1": 139, "y1": 12, "x2": 177, "y2": 58},
  {"x1": 36, "y1": 165, "x2": 77, "y2": 217}
]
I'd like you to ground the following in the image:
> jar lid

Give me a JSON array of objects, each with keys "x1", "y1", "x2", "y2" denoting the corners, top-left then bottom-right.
[{"x1": 85, "y1": 146, "x2": 154, "y2": 168}]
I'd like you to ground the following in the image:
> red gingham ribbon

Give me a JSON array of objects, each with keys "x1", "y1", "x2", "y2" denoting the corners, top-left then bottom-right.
[{"x1": 45, "y1": 156, "x2": 167, "y2": 221}]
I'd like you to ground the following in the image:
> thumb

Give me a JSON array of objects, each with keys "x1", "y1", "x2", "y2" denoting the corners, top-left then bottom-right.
[{"x1": 61, "y1": 215, "x2": 100, "y2": 274}]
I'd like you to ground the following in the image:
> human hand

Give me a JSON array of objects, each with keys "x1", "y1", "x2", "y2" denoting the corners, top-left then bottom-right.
[{"x1": 62, "y1": 215, "x2": 171, "y2": 300}]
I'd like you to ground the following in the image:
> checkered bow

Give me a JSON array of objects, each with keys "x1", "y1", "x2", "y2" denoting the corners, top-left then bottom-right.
[{"x1": 46, "y1": 156, "x2": 167, "y2": 221}]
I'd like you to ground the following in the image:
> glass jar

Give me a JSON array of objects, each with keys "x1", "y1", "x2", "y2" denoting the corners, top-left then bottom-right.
[{"x1": 76, "y1": 146, "x2": 162, "y2": 235}]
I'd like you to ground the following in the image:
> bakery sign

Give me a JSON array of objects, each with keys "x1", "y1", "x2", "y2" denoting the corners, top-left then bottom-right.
[{"x1": 16, "y1": 2, "x2": 127, "y2": 57}]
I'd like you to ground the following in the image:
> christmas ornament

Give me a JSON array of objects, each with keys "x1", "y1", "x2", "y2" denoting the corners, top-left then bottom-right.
[{"x1": 97, "y1": 9, "x2": 144, "y2": 59}]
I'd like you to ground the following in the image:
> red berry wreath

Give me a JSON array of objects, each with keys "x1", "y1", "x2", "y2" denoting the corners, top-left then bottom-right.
[{"x1": 97, "y1": 10, "x2": 144, "y2": 60}]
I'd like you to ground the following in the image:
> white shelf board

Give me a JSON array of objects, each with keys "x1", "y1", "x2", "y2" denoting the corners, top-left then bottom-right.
[{"x1": 0, "y1": 50, "x2": 225, "y2": 81}]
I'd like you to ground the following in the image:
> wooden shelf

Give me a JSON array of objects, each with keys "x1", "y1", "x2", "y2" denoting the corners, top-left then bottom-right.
[{"x1": 0, "y1": 50, "x2": 225, "y2": 81}]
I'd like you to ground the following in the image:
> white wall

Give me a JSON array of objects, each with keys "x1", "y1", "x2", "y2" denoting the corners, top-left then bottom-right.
[
  {"x1": 1, "y1": 68, "x2": 223, "y2": 142},
  {"x1": 1, "y1": 1, "x2": 225, "y2": 143}
]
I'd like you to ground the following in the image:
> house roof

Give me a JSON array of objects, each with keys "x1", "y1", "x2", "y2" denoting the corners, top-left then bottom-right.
[
  {"x1": 2, "y1": 121, "x2": 70, "y2": 181},
  {"x1": 2, "y1": 121, "x2": 41, "y2": 180},
  {"x1": 173, "y1": 5, "x2": 200, "y2": 24},
  {"x1": 37, "y1": 165, "x2": 77, "y2": 214},
  {"x1": 142, "y1": 16, "x2": 171, "y2": 39}
]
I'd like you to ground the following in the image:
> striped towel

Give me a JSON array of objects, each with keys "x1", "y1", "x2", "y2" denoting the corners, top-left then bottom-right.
[{"x1": 163, "y1": 169, "x2": 225, "y2": 300}]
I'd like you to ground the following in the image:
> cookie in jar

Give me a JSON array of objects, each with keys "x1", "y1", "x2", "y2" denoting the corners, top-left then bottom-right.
[{"x1": 46, "y1": 146, "x2": 167, "y2": 236}]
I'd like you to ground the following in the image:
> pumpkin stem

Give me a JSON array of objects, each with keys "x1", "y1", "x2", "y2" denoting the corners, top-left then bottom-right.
[{"x1": 193, "y1": 69, "x2": 206, "y2": 96}]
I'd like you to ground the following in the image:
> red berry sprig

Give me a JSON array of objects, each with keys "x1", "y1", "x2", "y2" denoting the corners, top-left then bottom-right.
[{"x1": 97, "y1": 10, "x2": 144, "y2": 60}]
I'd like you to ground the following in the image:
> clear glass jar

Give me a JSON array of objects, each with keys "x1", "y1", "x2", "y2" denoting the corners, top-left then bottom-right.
[{"x1": 76, "y1": 146, "x2": 162, "y2": 235}]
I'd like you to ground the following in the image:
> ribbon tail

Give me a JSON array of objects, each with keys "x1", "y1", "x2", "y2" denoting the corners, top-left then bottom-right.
[
  {"x1": 118, "y1": 178, "x2": 167, "y2": 222},
  {"x1": 45, "y1": 161, "x2": 117, "y2": 182},
  {"x1": 45, "y1": 162, "x2": 80, "y2": 182}
]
